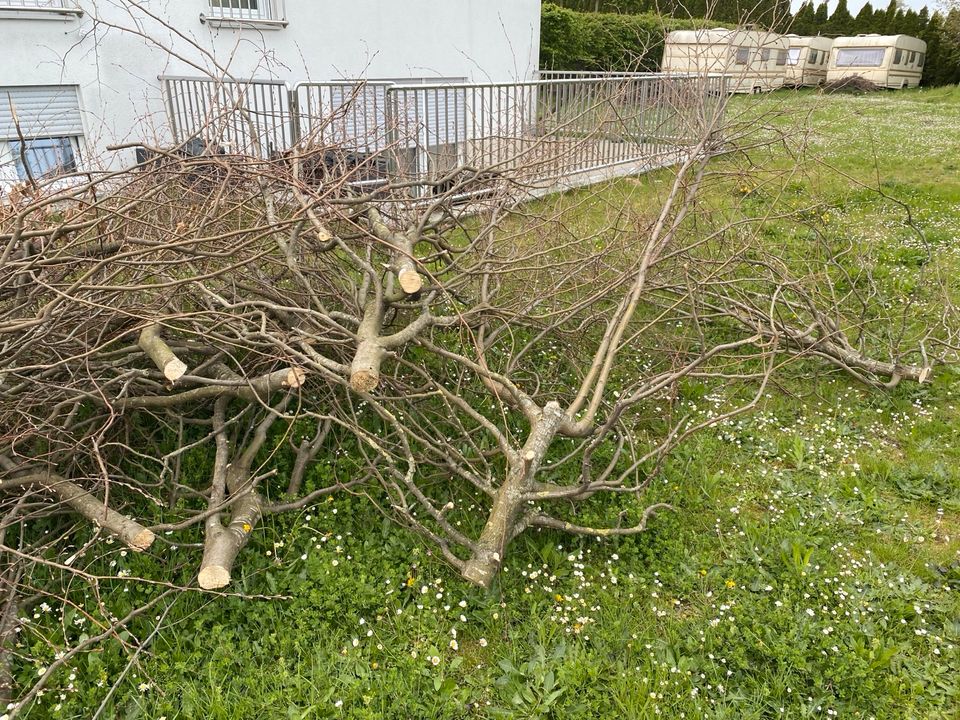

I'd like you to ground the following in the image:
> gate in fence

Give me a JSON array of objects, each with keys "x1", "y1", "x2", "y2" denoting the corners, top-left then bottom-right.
[{"x1": 160, "y1": 74, "x2": 727, "y2": 197}]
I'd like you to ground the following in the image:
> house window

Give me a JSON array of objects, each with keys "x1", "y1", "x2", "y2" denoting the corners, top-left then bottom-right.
[
  {"x1": 734, "y1": 47, "x2": 750, "y2": 65},
  {"x1": 1, "y1": 85, "x2": 85, "y2": 182},
  {"x1": 9, "y1": 136, "x2": 77, "y2": 180},
  {"x1": 0, "y1": 1, "x2": 75, "y2": 9},
  {"x1": 207, "y1": 0, "x2": 283, "y2": 22}
]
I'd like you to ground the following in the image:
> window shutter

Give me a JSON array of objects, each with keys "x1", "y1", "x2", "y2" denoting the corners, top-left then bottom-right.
[{"x1": 0, "y1": 86, "x2": 83, "y2": 141}]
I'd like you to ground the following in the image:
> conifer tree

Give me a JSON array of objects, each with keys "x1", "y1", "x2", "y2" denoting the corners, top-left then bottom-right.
[
  {"x1": 827, "y1": 0, "x2": 854, "y2": 35},
  {"x1": 902, "y1": 8, "x2": 921, "y2": 35},
  {"x1": 813, "y1": 1, "x2": 829, "y2": 31},
  {"x1": 792, "y1": 0, "x2": 816, "y2": 33},
  {"x1": 854, "y1": 2, "x2": 876, "y2": 33},
  {"x1": 881, "y1": 0, "x2": 899, "y2": 33}
]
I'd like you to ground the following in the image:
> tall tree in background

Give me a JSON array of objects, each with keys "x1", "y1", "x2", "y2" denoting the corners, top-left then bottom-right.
[
  {"x1": 942, "y1": 8, "x2": 960, "y2": 82},
  {"x1": 772, "y1": 0, "x2": 793, "y2": 30},
  {"x1": 813, "y1": 1, "x2": 829, "y2": 29},
  {"x1": 922, "y1": 11, "x2": 946, "y2": 84},
  {"x1": 881, "y1": 0, "x2": 900, "y2": 33},
  {"x1": 854, "y1": 1, "x2": 876, "y2": 33},
  {"x1": 827, "y1": 0, "x2": 855, "y2": 34},
  {"x1": 792, "y1": 0, "x2": 816, "y2": 33}
]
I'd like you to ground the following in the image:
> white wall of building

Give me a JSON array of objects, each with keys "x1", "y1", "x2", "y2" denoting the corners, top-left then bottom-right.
[{"x1": 0, "y1": 0, "x2": 540, "y2": 173}]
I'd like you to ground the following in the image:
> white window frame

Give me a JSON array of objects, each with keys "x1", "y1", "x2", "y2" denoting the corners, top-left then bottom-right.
[
  {"x1": 835, "y1": 47, "x2": 886, "y2": 68},
  {"x1": 202, "y1": 0, "x2": 287, "y2": 29},
  {"x1": 0, "y1": 0, "x2": 81, "y2": 19},
  {"x1": 0, "y1": 136, "x2": 83, "y2": 194},
  {"x1": 5, "y1": 135, "x2": 81, "y2": 180}
]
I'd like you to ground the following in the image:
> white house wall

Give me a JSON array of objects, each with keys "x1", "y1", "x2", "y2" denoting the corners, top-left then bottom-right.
[{"x1": 0, "y1": 0, "x2": 541, "y2": 170}]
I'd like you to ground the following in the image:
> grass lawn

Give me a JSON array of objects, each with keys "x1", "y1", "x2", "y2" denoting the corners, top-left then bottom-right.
[{"x1": 22, "y1": 87, "x2": 960, "y2": 720}]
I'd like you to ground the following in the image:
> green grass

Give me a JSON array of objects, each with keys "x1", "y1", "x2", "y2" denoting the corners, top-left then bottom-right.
[{"x1": 18, "y1": 87, "x2": 960, "y2": 720}]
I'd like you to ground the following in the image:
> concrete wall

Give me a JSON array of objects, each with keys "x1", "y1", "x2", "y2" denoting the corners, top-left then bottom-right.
[{"x1": 0, "y1": 0, "x2": 540, "y2": 172}]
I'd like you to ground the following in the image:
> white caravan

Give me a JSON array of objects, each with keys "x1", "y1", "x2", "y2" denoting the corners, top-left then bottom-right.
[
  {"x1": 662, "y1": 28, "x2": 789, "y2": 93},
  {"x1": 783, "y1": 35, "x2": 833, "y2": 86},
  {"x1": 826, "y1": 35, "x2": 926, "y2": 88}
]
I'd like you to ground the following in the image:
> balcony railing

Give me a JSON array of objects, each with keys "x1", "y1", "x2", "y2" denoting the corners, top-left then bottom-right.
[{"x1": 203, "y1": 0, "x2": 286, "y2": 27}]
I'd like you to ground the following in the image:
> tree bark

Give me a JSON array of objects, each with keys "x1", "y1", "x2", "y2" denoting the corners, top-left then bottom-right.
[
  {"x1": 197, "y1": 488, "x2": 262, "y2": 590},
  {"x1": 0, "y1": 473, "x2": 154, "y2": 551},
  {"x1": 0, "y1": 571, "x2": 18, "y2": 710},
  {"x1": 138, "y1": 323, "x2": 187, "y2": 382},
  {"x1": 462, "y1": 402, "x2": 565, "y2": 588}
]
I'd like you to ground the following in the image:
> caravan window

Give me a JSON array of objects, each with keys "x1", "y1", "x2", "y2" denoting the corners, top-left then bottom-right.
[
  {"x1": 835, "y1": 47, "x2": 886, "y2": 67},
  {"x1": 734, "y1": 47, "x2": 750, "y2": 65},
  {"x1": 918, "y1": 53, "x2": 925, "y2": 67},
  {"x1": 760, "y1": 48, "x2": 771, "y2": 62},
  {"x1": 908, "y1": 51, "x2": 916, "y2": 64},
  {"x1": 775, "y1": 49, "x2": 787, "y2": 66},
  {"x1": 893, "y1": 49, "x2": 903, "y2": 64},
  {"x1": 807, "y1": 49, "x2": 818, "y2": 65},
  {"x1": 787, "y1": 48, "x2": 802, "y2": 65}
]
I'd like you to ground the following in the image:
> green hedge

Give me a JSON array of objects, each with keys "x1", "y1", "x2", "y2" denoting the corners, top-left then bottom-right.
[{"x1": 541, "y1": 4, "x2": 711, "y2": 71}]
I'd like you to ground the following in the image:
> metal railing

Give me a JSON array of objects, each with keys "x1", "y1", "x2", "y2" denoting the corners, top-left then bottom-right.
[
  {"x1": 160, "y1": 73, "x2": 727, "y2": 197},
  {"x1": 0, "y1": 0, "x2": 80, "y2": 11},
  {"x1": 206, "y1": 0, "x2": 284, "y2": 22},
  {"x1": 537, "y1": 70, "x2": 662, "y2": 80},
  {"x1": 163, "y1": 76, "x2": 293, "y2": 157}
]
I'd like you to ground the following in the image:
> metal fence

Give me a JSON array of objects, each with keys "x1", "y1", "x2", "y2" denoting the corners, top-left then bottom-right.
[{"x1": 160, "y1": 73, "x2": 727, "y2": 197}]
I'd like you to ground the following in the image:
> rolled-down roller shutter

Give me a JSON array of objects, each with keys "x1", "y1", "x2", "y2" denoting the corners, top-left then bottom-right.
[{"x1": 0, "y1": 85, "x2": 84, "y2": 141}]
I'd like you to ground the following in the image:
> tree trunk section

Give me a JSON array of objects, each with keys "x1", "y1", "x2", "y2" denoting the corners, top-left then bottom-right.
[
  {"x1": 138, "y1": 323, "x2": 188, "y2": 382},
  {"x1": 2, "y1": 474, "x2": 155, "y2": 551},
  {"x1": 197, "y1": 491, "x2": 263, "y2": 590},
  {"x1": 462, "y1": 402, "x2": 565, "y2": 588},
  {"x1": 349, "y1": 339, "x2": 385, "y2": 393}
]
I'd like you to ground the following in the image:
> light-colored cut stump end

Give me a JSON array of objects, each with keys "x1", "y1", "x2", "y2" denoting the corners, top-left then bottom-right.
[
  {"x1": 163, "y1": 358, "x2": 188, "y2": 383},
  {"x1": 398, "y1": 268, "x2": 423, "y2": 295},
  {"x1": 919, "y1": 367, "x2": 932, "y2": 384},
  {"x1": 284, "y1": 367, "x2": 306, "y2": 389},
  {"x1": 461, "y1": 562, "x2": 496, "y2": 590},
  {"x1": 130, "y1": 529, "x2": 156, "y2": 551},
  {"x1": 197, "y1": 565, "x2": 231, "y2": 590},
  {"x1": 350, "y1": 369, "x2": 380, "y2": 393}
]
